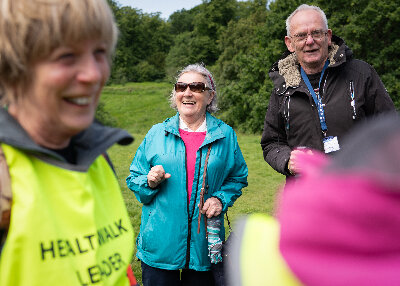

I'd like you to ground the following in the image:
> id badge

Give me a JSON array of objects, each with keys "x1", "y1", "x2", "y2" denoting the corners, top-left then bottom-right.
[{"x1": 323, "y1": 136, "x2": 340, "y2": 153}]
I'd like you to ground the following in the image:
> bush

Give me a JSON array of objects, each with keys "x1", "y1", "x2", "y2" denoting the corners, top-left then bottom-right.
[{"x1": 95, "y1": 101, "x2": 118, "y2": 127}]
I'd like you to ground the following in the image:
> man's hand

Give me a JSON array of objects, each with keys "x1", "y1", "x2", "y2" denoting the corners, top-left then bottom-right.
[
  {"x1": 147, "y1": 165, "x2": 171, "y2": 189},
  {"x1": 288, "y1": 148, "x2": 314, "y2": 175}
]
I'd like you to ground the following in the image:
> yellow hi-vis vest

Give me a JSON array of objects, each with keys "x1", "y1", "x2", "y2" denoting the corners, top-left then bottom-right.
[
  {"x1": 234, "y1": 214, "x2": 303, "y2": 286},
  {"x1": 0, "y1": 144, "x2": 134, "y2": 286}
]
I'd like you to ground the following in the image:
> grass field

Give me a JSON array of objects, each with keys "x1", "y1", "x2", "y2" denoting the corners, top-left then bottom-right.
[{"x1": 101, "y1": 82, "x2": 285, "y2": 283}]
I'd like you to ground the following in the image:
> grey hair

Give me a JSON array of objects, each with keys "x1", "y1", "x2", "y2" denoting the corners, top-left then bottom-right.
[
  {"x1": 169, "y1": 63, "x2": 218, "y2": 114},
  {"x1": 286, "y1": 4, "x2": 329, "y2": 36}
]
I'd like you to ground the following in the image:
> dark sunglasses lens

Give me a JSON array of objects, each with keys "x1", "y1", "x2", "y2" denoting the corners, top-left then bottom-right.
[
  {"x1": 175, "y1": 83, "x2": 188, "y2": 92},
  {"x1": 189, "y1": 82, "x2": 205, "y2": 92},
  {"x1": 175, "y1": 82, "x2": 206, "y2": 92}
]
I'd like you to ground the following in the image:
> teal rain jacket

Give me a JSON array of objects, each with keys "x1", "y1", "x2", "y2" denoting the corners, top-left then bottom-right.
[{"x1": 126, "y1": 112, "x2": 248, "y2": 271}]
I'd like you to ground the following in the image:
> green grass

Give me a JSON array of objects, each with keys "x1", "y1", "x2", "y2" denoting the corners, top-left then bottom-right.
[
  {"x1": 101, "y1": 82, "x2": 285, "y2": 283},
  {"x1": 101, "y1": 82, "x2": 175, "y2": 134}
]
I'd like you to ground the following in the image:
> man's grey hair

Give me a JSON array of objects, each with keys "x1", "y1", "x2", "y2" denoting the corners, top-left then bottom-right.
[
  {"x1": 170, "y1": 63, "x2": 218, "y2": 113},
  {"x1": 286, "y1": 4, "x2": 329, "y2": 36}
]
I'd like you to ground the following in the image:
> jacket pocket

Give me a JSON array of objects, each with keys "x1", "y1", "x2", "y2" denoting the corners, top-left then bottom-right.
[{"x1": 141, "y1": 209, "x2": 157, "y2": 253}]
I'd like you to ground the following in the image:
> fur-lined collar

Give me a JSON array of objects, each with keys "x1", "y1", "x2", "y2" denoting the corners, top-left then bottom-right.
[{"x1": 277, "y1": 43, "x2": 340, "y2": 87}]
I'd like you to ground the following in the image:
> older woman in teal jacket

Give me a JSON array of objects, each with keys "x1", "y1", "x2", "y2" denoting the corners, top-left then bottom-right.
[{"x1": 126, "y1": 64, "x2": 248, "y2": 286}]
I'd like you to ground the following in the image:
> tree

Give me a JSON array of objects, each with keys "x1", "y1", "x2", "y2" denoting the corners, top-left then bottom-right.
[
  {"x1": 168, "y1": 7, "x2": 200, "y2": 35},
  {"x1": 109, "y1": 3, "x2": 173, "y2": 83},
  {"x1": 165, "y1": 0, "x2": 237, "y2": 79},
  {"x1": 217, "y1": 0, "x2": 297, "y2": 132},
  {"x1": 217, "y1": 0, "x2": 399, "y2": 132},
  {"x1": 332, "y1": 0, "x2": 400, "y2": 108},
  {"x1": 107, "y1": 0, "x2": 399, "y2": 129},
  {"x1": 165, "y1": 32, "x2": 217, "y2": 80},
  {"x1": 193, "y1": 0, "x2": 236, "y2": 39},
  {"x1": 215, "y1": 1, "x2": 262, "y2": 131}
]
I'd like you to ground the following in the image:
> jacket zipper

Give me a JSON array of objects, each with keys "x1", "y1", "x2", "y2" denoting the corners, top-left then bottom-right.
[
  {"x1": 349, "y1": 80, "x2": 357, "y2": 119},
  {"x1": 185, "y1": 147, "x2": 203, "y2": 269}
]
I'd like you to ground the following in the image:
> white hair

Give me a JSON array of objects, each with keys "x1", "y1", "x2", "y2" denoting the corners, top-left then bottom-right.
[
  {"x1": 169, "y1": 63, "x2": 218, "y2": 113},
  {"x1": 286, "y1": 4, "x2": 329, "y2": 36}
]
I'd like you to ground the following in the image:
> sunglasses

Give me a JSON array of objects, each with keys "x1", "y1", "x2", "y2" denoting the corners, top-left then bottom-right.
[{"x1": 174, "y1": 82, "x2": 211, "y2": 93}]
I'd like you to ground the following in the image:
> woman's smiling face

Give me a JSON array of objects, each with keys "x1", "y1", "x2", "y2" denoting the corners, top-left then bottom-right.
[
  {"x1": 175, "y1": 72, "x2": 214, "y2": 123},
  {"x1": 11, "y1": 38, "x2": 110, "y2": 147}
]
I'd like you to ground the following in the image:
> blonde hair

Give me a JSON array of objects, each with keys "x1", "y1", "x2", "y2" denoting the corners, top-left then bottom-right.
[{"x1": 0, "y1": 0, "x2": 118, "y2": 104}]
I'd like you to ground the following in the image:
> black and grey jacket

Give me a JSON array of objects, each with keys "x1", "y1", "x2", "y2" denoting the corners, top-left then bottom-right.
[
  {"x1": 0, "y1": 108, "x2": 133, "y2": 171},
  {"x1": 260, "y1": 35, "x2": 395, "y2": 176}
]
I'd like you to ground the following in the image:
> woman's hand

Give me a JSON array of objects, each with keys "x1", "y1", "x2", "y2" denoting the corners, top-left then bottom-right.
[
  {"x1": 147, "y1": 165, "x2": 171, "y2": 189},
  {"x1": 201, "y1": 197, "x2": 222, "y2": 218}
]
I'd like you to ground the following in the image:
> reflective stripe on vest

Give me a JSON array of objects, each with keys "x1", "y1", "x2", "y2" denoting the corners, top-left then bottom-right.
[
  {"x1": 239, "y1": 214, "x2": 302, "y2": 286},
  {"x1": 0, "y1": 144, "x2": 134, "y2": 286}
]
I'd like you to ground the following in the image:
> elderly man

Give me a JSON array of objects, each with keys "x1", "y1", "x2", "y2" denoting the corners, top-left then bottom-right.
[{"x1": 260, "y1": 4, "x2": 395, "y2": 177}]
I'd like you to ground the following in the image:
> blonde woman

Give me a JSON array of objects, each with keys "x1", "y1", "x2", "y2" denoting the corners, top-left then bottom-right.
[{"x1": 0, "y1": 0, "x2": 137, "y2": 285}]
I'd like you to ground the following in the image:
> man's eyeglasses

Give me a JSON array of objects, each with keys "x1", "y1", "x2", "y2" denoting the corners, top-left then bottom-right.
[
  {"x1": 174, "y1": 82, "x2": 211, "y2": 93},
  {"x1": 291, "y1": 30, "x2": 328, "y2": 43}
]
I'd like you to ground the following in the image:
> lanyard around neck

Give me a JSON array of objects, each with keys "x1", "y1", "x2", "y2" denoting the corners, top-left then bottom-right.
[{"x1": 300, "y1": 60, "x2": 329, "y2": 135}]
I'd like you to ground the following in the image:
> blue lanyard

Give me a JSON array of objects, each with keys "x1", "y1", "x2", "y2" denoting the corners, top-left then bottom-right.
[{"x1": 300, "y1": 60, "x2": 329, "y2": 135}]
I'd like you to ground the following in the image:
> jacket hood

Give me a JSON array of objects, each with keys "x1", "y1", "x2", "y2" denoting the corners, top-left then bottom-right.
[
  {"x1": 270, "y1": 35, "x2": 352, "y2": 89},
  {"x1": 0, "y1": 108, "x2": 133, "y2": 171}
]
